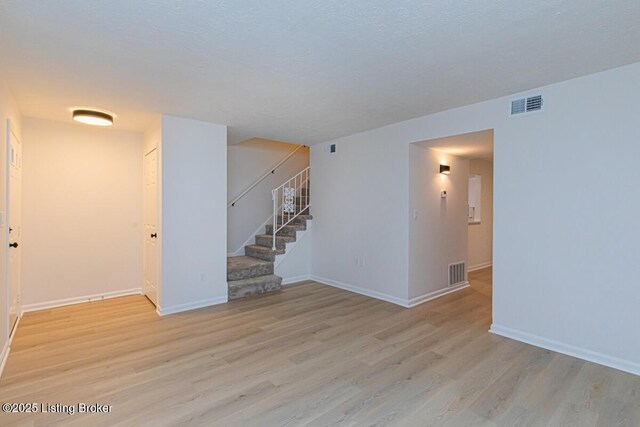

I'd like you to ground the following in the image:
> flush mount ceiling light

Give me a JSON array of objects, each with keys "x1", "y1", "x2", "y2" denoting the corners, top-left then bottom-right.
[
  {"x1": 72, "y1": 109, "x2": 113, "y2": 126},
  {"x1": 440, "y1": 164, "x2": 451, "y2": 174}
]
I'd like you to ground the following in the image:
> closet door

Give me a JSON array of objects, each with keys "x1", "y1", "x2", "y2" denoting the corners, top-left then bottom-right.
[{"x1": 143, "y1": 148, "x2": 158, "y2": 306}]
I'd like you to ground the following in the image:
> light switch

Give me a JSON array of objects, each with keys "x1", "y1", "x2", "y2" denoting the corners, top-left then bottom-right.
[{"x1": 441, "y1": 190, "x2": 447, "y2": 198}]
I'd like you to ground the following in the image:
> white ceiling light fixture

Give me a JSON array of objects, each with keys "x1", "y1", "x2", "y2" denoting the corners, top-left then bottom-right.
[{"x1": 72, "y1": 109, "x2": 114, "y2": 126}]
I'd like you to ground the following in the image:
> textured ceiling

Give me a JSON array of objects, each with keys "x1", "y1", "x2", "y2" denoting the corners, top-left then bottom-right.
[{"x1": 1, "y1": 1, "x2": 640, "y2": 144}]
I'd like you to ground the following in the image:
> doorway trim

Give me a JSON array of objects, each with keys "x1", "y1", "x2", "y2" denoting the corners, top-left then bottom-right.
[{"x1": 2, "y1": 119, "x2": 22, "y2": 378}]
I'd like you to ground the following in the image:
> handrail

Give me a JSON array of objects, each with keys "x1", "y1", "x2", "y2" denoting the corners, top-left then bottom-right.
[
  {"x1": 228, "y1": 144, "x2": 307, "y2": 208},
  {"x1": 272, "y1": 167, "x2": 310, "y2": 250}
]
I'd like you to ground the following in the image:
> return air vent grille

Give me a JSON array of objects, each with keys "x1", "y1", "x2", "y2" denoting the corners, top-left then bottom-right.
[
  {"x1": 448, "y1": 261, "x2": 466, "y2": 287},
  {"x1": 511, "y1": 94, "x2": 543, "y2": 116}
]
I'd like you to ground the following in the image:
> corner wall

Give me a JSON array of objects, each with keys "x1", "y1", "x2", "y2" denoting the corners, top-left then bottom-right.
[
  {"x1": 309, "y1": 130, "x2": 410, "y2": 304},
  {"x1": 159, "y1": 115, "x2": 227, "y2": 313},
  {"x1": 310, "y1": 61, "x2": 640, "y2": 374}
]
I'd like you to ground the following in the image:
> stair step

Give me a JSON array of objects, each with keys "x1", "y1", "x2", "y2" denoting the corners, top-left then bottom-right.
[
  {"x1": 227, "y1": 256, "x2": 274, "y2": 281},
  {"x1": 255, "y1": 234, "x2": 295, "y2": 249},
  {"x1": 276, "y1": 214, "x2": 313, "y2": 225},
  {"x1": 245, "y1": 244, "x2": 284, "y2": 262},
  {"x1": 228, "y1": 274, "x2": 282, "y2": 300},
  {"x1": 265, "y1": 223, "x2": 306, "y2": 237}
]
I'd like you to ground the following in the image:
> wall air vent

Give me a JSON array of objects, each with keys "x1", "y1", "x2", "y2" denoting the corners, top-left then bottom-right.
[
  {"x1": 510, "y1": 94, "x2": 543, "y2": 116},
  {"x1": 448, "y1": 261, "x2": 466, "y2": 287}
]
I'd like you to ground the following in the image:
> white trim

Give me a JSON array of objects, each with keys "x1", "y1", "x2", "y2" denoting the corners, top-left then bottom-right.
[
  {"x1": 21, "y1": 288, "x2": 143, "y2": 313},
  {"x1": 9, "y1": 311, "x2": 21, "y2": 344},
  {"x1": 0, "y1": 311, "x2": 22, "y2": 380},
  {"x1": 282, "y1": 275, "x2": 312, "y2": 286},
  {"x1": 310, "y1": 275, "x2": 409, "y2": 307},
  {"x1": 310, "y1": 276, "x2": 470, "y2": 308},
  {"x1": 156, "y1": 296, "x2": 227, "y2": 316},
  {"x1": 407, "y1": 282, "x2": 469, "y2": 307},
  {"x1": 275, "y1": 220, "x2": 312, "y2": 268},
  {"x1": 0, "y1": 341, "x2": 9, "y2": 380},
  {"x1": 490, "y1": 324, "x2": 640, "y2": 377},
  {"x1": 468, "y1": 262, "x2": 492, "y2": 272},
  {"x1": 228, "y1": 214, "x2": 274, "y2": 257}
]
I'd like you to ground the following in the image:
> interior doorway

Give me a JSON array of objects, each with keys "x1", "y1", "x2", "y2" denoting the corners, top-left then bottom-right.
[
  {"x1": 431, "y1": 129, "x2": 493, "y2": 295},
  {"x1": 408, "y1": 129, "x2": 494, "y2": 310}
]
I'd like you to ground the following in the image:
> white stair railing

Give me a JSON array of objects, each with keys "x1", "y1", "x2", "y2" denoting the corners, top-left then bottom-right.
[
  {"x1": 271, "y1": 167, "x2": 310, "y2": 250},
  {"x1": 228, "y1": 144, "x2": 306, "y2": 208}
]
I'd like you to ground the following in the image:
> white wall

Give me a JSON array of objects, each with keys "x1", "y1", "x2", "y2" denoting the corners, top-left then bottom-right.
[
  {"x1": 310, "y1": 130, "x2": 410, "y2": 304},
  {"x1": 311, "y1": 61, "x2": 640, "y2": 374},
  {"x1": 227, "y1": 139, "x2": 308, "y2": 254},
  {"x1": 468, "y1": 158, "x2": 493, "y2": 270},
  {"x1": 0, "y1": 80, "x2": 21, "y2": 366},
  {"x1": 20, "y1": 118, "x2": 143, "y2": 307},
  {"x1": 159, "y1": 115, "x2": 227, "y2": 313},
  {"x1": 408, "y1": 146, "x2": 469, "y2": 302}
]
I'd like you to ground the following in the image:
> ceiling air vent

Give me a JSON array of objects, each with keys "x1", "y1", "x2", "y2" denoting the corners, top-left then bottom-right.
[{"x1": 511, "y1": 94, "x2": 543, "y2": 116}]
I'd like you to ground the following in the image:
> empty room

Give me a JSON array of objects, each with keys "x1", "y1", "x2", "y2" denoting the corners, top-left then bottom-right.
[{"x1": 0, "y1": 1, "x2": 639, "y2": 426}]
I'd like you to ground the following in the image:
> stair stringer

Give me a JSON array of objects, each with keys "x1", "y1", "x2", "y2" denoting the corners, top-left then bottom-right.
[
  {"x1": 274, "y1": 220, "x2": 312, "y2": 284},
  {"x1": 228, "y1": 214, "x2": 274, "y2": 257}
]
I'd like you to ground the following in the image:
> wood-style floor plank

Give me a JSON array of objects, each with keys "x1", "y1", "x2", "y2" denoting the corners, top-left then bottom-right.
[{"x1": 0, "y1": 268, "x2": 638, "y2": 426}]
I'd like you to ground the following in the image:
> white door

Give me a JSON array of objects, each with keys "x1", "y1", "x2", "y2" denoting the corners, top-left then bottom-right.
[
  {"x1": 7, "y1": 121, "x2": 22, "y2": 334},
  {"x1": 143, "y1": 149, "x2": 158, "y2": 306}
]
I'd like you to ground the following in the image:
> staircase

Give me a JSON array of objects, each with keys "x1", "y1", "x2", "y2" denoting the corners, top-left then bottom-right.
[{"x1": 227, "y1": 171, "x2": 311, "y2": 300}]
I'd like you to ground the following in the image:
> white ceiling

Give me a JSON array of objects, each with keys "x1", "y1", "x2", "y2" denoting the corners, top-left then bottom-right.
[
  {"x1": 1, "y1": 1, "x2": 640, "y2": 144},
  {"x1": 419, "y1": 129, "x2": 494, "y2": 160}
]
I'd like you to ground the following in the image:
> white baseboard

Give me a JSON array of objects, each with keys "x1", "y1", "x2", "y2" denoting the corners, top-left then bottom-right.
[
  {"x1": 156, "y1": 296, "x2": 228, "y2": 316},
  {"x1": 21, "y1": 288, "x2": 143, "y2": 313},
  {"x1": 9, "y1": 312, "x2": 22, "y2": 344},
  {"x1": 310, "y1": 275, "x2": 409, "y2": 307},
  {"x1": 490, "y1": 324, "x2": 640, "y2": 377},
  {"x1": 407, "y1": 282, "x2": 469, "y2": 307},
  {"x1": 282, "y1": 275, "x2": 312, "y2": 286},
  {"x1": 468, "y1": 262, "x2": 492, "y2": 272},
  {"x1": 310, "y1": 275, "x2": 469, "y2": 308},
  {"x1": 0, "y1": 341, "x2": 9, "y2": 381},
  {"x1": 0, "y1": 310, "x2": 22, "y2": 380}
]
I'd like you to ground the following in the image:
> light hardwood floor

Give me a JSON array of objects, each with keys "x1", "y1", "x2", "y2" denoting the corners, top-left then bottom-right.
[{"x1": 1, "y1": 268, "x2": 638, "y2": 426}]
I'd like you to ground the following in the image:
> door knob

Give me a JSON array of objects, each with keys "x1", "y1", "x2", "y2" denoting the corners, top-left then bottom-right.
[
  {"x1": 9, "y1": 242, "x2": 18, "y2": 248},
  {"x1": 150, "y1": 233, "x2": 157, "y2": 238}
]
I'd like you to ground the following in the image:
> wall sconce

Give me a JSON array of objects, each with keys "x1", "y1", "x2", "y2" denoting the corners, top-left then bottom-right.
[{"x1": 439, "y1": 164, "x2": 451, "y2": 174}]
